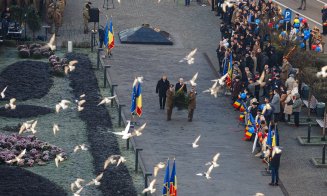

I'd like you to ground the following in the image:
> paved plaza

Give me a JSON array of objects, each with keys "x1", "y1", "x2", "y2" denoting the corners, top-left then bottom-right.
[{"x1": 58, "y1": 0, "x2": 326, "y2": 195}]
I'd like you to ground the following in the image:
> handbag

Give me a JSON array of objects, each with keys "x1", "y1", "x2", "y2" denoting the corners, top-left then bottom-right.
[{"x1": 284, "y1": 104, "x2": 293, "y2": 115}]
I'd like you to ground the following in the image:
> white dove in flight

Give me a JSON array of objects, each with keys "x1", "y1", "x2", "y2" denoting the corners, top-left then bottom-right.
[
  {"x1": 1, "y1": 86, "x2": 8, "y2": 99},
  {"x1": 192, "y1": 135, "x2": 201, "y2": 148},
  {"x1": 205, "y1": 153, "x2": 220, "y2": 168}
]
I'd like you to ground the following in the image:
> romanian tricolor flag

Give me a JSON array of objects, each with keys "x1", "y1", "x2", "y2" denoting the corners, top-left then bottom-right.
[
  {"x1": 244, "y1": 127, "x2": 254, "y2": 139},
  {"x1": 108, "y1": 18, "x2": 114, "y2": 49},
  {"x1": 162, "y1": 159, "x2": 170, "y2": 195},
  {"x1": 233, "y1": 100, "x2": 241, "y2": 109},
  {"x1": 130, "y1": 78, "x2": 143, "y2": 117},
  {"x1": 272, "y1": 126, "x2": 279, "y2": 147},
  {"x1": 226, "y1": 53, "x2": 233, "y2": 88},
  {"x1": 169, "y1": 159, "x2": 177, "y2": 196},
  {"x1": 104, "y1": 18, "x2": 115, "y2": 50},
  {"x1": 266, "y1": 126, "x2": 272, "y2": 147},
  {"x1": 239, "y1": 103, "x2": 246, "y2": 112},
  {"x1": 239, "y1": 113, "x2": 245, "y2": 122}
]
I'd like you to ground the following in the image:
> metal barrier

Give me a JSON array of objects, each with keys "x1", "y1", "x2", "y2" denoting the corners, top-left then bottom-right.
[{"x1": 96, "y1": 48, "x2": 152, "y2": 193}]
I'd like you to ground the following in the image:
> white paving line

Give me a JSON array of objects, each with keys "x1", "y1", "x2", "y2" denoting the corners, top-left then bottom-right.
[
  {"x1": 273, "y1": 0, "x2": 322, "y2": 27},
  {"x1": 315, "y1": 0, "x2": 327, "y2": 5}
]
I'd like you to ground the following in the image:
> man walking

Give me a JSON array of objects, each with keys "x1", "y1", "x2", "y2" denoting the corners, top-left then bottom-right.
[
  {"x1": 188, "y1": 86, "x2": 197, "y2": 122},
  {"x1": 156, "y1": 75, "x2": 170, "y2": 109},
  {"x1": 166, "y1": 84, "x2": 175, "y2": 121},
  {"x1": 185, "y1": 0, "x2": 190, "y2": 6},
  {"x1": 298, "y1": 0, "x2": 306, "y2": 10}
]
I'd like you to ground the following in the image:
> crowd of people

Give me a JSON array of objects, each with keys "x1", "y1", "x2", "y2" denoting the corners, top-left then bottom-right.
[{"x1": 212, "y1": 0, "x2": 323, "y2": 186}]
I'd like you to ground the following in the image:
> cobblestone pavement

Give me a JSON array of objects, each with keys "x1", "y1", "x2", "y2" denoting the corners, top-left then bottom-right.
[{"x1": 59, "y1": 0, "x2": 326, "y2": 195}]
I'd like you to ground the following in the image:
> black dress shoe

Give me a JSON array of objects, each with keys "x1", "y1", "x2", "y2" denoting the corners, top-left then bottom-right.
[
  {"x1": 297, "y1": 7, "x2": 302, "y2": 10},
  {"x1": 269, "y1": 183, "x2": 275, "y2": 186},
  {"x1": 275, "y1": 183, "x2": 279, "y2": 186}
]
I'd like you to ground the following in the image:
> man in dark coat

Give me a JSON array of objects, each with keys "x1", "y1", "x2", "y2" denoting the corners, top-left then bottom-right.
[
  {"x1": 269, "y1": 146, "x2": 282, "y2": 186},
  {"x1": 232, "y1": 76, "x2": 242, "y2": 102},
  {"x1": 175, "y1": 78, "x2": 187, "y2": 94},
  {"x1": 156, "y1": 75, "x2": 170, "y2": 109}
]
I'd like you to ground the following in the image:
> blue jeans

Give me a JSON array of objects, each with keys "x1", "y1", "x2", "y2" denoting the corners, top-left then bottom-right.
[
  {"x1": 185, "y1": 0, "x2": 190, "y2": 5},
  {"x1": 271, "y1": 167, "x2": 279, "y2": 184}
]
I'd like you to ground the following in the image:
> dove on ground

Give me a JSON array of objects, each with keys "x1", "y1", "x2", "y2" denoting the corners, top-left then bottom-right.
[
  {"x1": 6, "y1": 149, "x2": 26, "y2": 164},
  {"x1": 192, "y1": 135, "x2": 201, "y2": 148},
  {"x1": 74, "y1": 144, "x2": 88, "y2": 153},
  {"x1": 1, "y1": 86, "x2": 8, "y2": 99},
  {"x1": 196, "y1": 164, "x2": 214, "y2": 179},
  {"x1": 53, "y1": 124, "x2": 59, "y2": 135},
  {"x1": 55, "y1": 153, "x2": 64, "y2": 167},
  {"x1": 19, "y1": 120, "x2": 36, "y2": 134},
  {"x1": 71, "y1": 178, "x2": 85, "y2": 192},
  {"x1": 4, "y1": 98, "x2": 16, "y2": 110},
  {"x1": 86, "y1": 173, "x2": 103, "y2": 186},
  {"x1": 97, "y1": 96, "x2": 116, "y2": 106},
  {"x1": 179, "y1": 48, "x2": 197, "y2": 65},
  {"x1": 153, "y1": 162, "x2": 166, "y2": 177},
  {"x1": 142, "y1": 179, "x2": 156, "y2": 194},
  {"x1": 205, "y1": 153, "x2": 220, "y2": 167},
  {"x1": 56, "y1": 100, "x2": 71, "y2": 113},
  {"x1": 110, "y1": 120, "x2": 131, "y2": 139}
]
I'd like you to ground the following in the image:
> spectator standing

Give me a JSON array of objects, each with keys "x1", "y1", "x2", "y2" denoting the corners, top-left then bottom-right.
[
  {"x1": 285, "y1": 74, "x2": 295, "y2": 91},
  {"x1": 269, "y1": 146, "x2": 282, "y2": 186},
  {"x1": 281, "y1": 58, "x2": 292, "y2": 83},
  {"x1": 156, "y1": 75, "x2": 170, "y2": 110},
  {"x1": 232, "y1": 76, "x2": 242, "y2": 102},
  {"x1": 292, "y1": 93, "x2": 302, "y2": 127},
  {"x1": 322, "y1": 5, "x2": 327, "y2": 35},
  {"x1": 298, "y1": 0, "x2": 306, "y2": 10},
  {"x1": 271, "y1": 88, "x2": 281, "y2": 122},
  {"x1": 185, "y1": 0, "x2": 190, "y2": 6},
  {"x1": 83, "y1": 2, "x2": 91, "y2": 34}
]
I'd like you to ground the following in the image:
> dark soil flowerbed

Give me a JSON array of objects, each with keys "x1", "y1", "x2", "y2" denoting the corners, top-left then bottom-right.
[
  {"x1": 0, "y1": 105, "x2": 53, "y2": 118},
  {"x1": 0, "y1": 165, "x2": 67, "y2": 196},
  {"x1": 0, "y1": 61, "x2": 53, "y2": 101},
  {"x1": 66, "y1": 53, "x2": 137, "y2": 196}
]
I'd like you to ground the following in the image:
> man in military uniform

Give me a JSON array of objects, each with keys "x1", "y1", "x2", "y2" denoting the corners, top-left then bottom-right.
[
  {"x1": 47, "y1": 2, "x2": 62, "y2": 35},
  {"x1": 166, "y1": 84, "x2": 175, "y2": 121},
  {"x1": 188, "y1": 86, "x2": 197, "y2": 122},
  {"x1": 83, "y1": 2, "x2": 91, "y2": 34}
]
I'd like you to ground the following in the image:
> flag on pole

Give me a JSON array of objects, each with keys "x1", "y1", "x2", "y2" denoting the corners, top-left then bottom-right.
[
  {"x1": 266, "y1": 125, "x2": 272, "y2": 146},
  {"x1": 162, "y1": 159, "x2": 170, "y2": 195},
  {"x1": 130, "y1": 78, "x2": 143, "y2": 117},
  {"x1": 272, "y1": 125, "x2": 279, "y2": 147},
  {"x1": 226, "y1": 53, "x2": 233, "y2": 87},
  {"x1": 169, "y1": 159, "x2": 177, "y2": 196},
  {"x1": 108, "y1": 18, "x2": 115, "y2": 49},
  {"x1": 104, "y1": 21, "x2": 109, "y2": 48}
]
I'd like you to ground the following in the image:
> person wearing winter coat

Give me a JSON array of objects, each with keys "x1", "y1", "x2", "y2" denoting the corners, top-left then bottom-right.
[
  {"x1": 156, "y1": 75, "x2": 170, "y2": 109},
  {"x1": 292, "y1": 93, "x2": 302, "y2": 127},
  {"x1": 269, "y1": 146, "x2": 282, "y2": 186},
  {"x1": 285, "y1": 74, "x2": 296, "y2": 91},
  {"x1": 271, "y1": 88, "x2": 281, "y2": 122}
]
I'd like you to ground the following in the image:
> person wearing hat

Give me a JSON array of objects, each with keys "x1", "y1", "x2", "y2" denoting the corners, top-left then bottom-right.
[
  {"x1": 166, "y1": 84, "x2": 175, "y2": 121},
  {"x1": 187, "y1": 86, "x2": 197, "y2": 122},
  {"x1": 269, "y1": 146, "x2": 282, "y2": 186}
]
